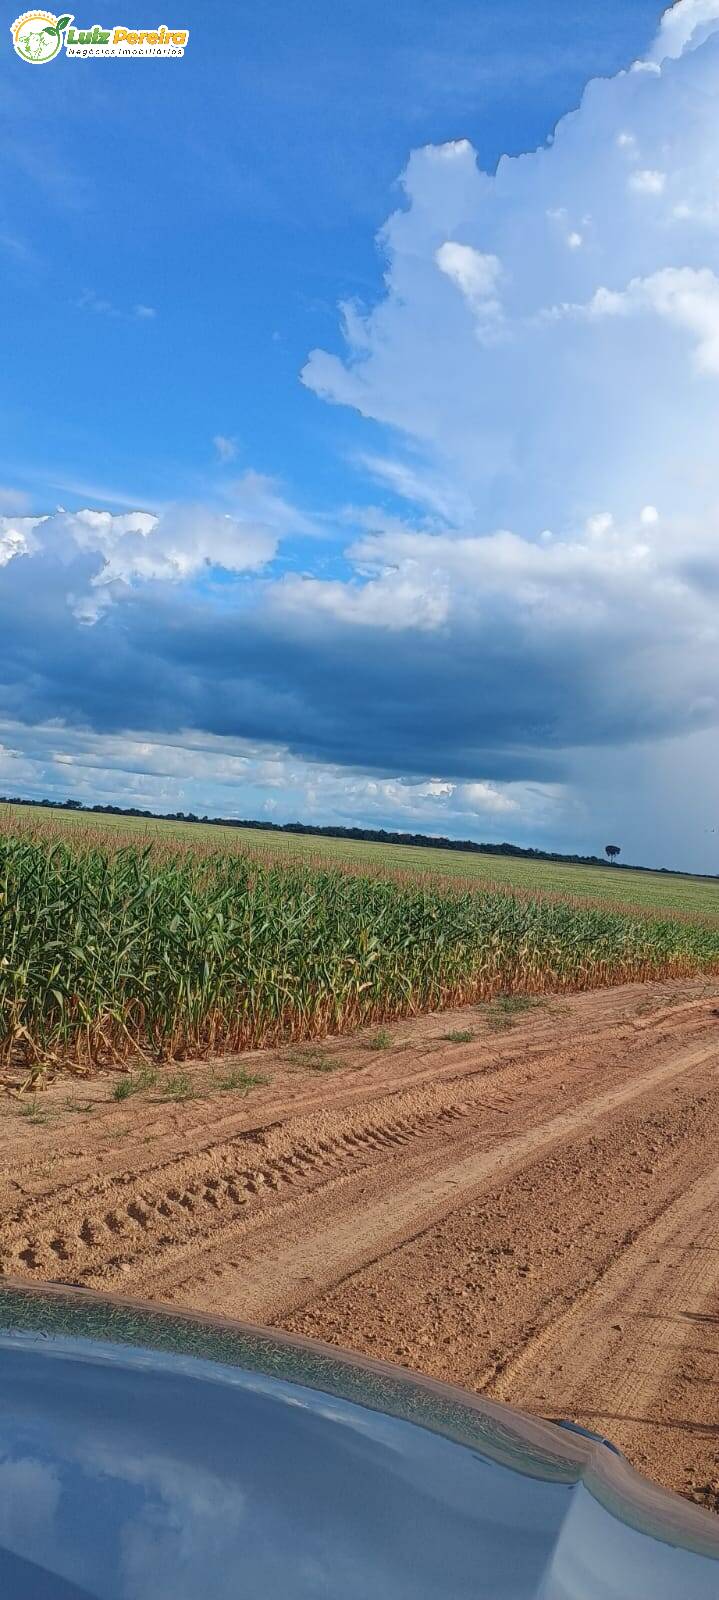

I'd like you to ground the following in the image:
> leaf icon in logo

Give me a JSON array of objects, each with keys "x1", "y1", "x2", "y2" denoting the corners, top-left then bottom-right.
[{"x1": 42, "y1": 14, "x2": 72, "y2": 39}]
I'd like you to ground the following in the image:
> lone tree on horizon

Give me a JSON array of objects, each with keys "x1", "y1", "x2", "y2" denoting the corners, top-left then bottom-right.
[{"x1": 605, "y1": 844, "x2": 621, "y2": 864}]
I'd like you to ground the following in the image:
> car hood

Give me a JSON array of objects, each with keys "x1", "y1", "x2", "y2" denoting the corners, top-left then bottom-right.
[{"x1": 0, "y1": 1281, "x2": 717, "y2": 1599}]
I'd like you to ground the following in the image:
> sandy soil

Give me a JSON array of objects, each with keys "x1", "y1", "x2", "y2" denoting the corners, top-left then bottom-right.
[{"x1": 2, "y1": 977, "x2": 719, "y2": 1509}]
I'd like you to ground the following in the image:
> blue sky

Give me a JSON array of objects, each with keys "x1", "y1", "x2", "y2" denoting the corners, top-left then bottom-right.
[
  {"x1": 3, "y1": 0, "x2": 660, "y2": 511},
  {"x1": 2, "y1": 0, "x2": 719, "y2": 870}
]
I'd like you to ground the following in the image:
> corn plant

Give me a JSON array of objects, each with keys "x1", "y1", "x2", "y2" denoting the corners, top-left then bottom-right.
[{"x1": 2, "y1": 824, "x2": 719, "y2": 1074}]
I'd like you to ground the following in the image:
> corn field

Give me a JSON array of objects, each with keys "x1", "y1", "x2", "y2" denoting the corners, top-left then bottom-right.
[{"x1": 2, "y1": 827, "x2": 719, "y2": 1074}]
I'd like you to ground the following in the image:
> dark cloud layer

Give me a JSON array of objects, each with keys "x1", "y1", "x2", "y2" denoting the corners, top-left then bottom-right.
[{"x1": 0, "y1": 536, "x2": 714, "y2": 790}]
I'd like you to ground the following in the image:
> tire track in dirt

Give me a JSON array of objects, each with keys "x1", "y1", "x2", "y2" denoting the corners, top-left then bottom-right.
[
  {"x1": 149, "y1": 1035, "x2": 716, "y2": 1319},
  {"x1": 4, "y1": 980, "x2": 711, "y2": 1203},
  {"x1": 282, "y1": 1029, "x2": 719, "y2": 1504},
  {"x1": 0, "y1": 995, "x2": 715, "y2": 1310},
  {"x1": 490, "y1": 1158, "x2": 719, "y2": 1504},
  {"x1": 0, "y1": 1095, "x2": 475, "y2": 1284}
]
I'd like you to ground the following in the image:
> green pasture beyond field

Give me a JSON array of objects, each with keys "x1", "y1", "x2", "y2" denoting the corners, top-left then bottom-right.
[{"x1": 6, "y1": 802, "x2": 719, "y2": 922}]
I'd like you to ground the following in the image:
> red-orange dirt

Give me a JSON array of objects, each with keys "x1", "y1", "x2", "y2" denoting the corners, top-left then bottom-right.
[{"x1": 2, "y1": 978, "x2": 718, "y2": 1509}]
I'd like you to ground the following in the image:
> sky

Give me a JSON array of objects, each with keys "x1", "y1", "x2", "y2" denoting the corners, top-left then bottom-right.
[{"x1": 1, "y1": 0, "x2": 719, "y2": 871}]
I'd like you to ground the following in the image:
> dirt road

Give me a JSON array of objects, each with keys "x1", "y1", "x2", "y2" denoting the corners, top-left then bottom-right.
[{"x1": 2, "y1": 978, "x2": 718, "y2": 1507}]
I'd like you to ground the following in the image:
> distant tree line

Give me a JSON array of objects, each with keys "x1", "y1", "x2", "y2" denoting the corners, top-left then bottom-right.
[{"x1": 0, "y1": 792, "x2": 714, "y2": 882}]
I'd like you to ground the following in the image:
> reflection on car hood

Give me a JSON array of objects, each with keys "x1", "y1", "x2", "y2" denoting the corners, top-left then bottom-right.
[{"x1": 0, "y1": 1282, "x2": 717, "y2": 1599}]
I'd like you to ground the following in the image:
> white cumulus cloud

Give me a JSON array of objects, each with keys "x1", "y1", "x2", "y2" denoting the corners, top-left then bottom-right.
[
  {"x1": 435, "y1": 241, "x2": 502, "y2": 322},
  {"x1": 0, "y1": 470, "x2": 318, "y2": 622},
  {"x1": 589, "y1": 266, "x2": 719, "y2": 373},
  {"x1": 627, "y1": 167, "x2": 666, "y2": 194},
  {"x1": 649, "y1": 0, "x2": 719, "y2": 62},
  {"x1": 302, "y1": 5, "x2": 719, "y2": 537},
  {"x1": 65, "y1": 505, "x2": 277, "y2": 622}
]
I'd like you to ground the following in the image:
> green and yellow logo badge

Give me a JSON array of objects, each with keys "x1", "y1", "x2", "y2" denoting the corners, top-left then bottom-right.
[
  {"x1": 11, "y1": 10, "x2": 189, "y2": 59},
  {"x1": 11, "y1": 10, "x2": 72, "y2": 62}
]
